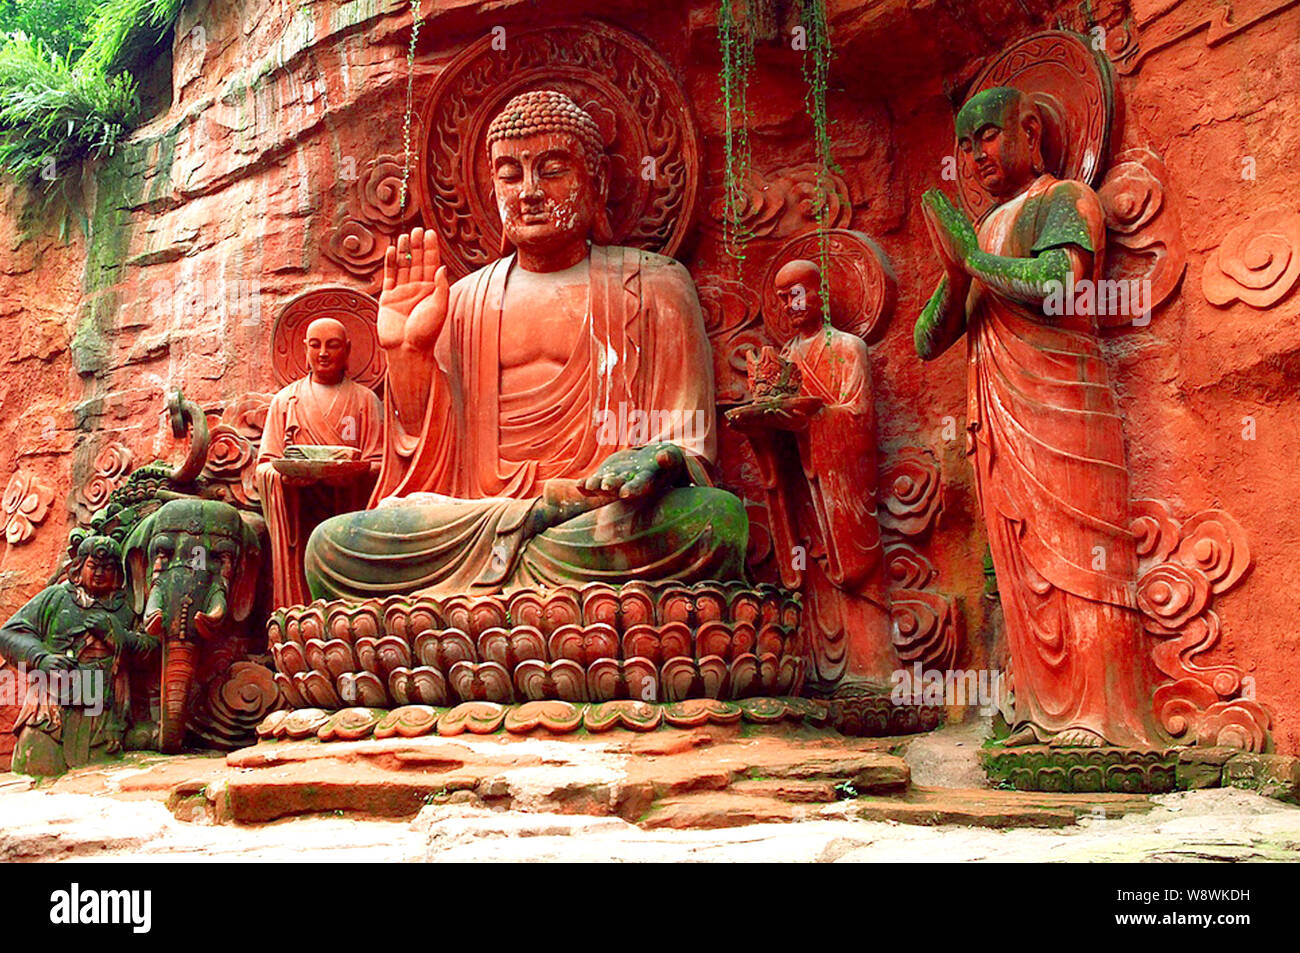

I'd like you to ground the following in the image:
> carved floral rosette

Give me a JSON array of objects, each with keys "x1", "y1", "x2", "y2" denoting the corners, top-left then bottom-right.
[
  {"x1": 2, "y1": 471, "x2": 55, "y2": 546},
  {"x1": 1097, "y1": 147, "x2": 1187, "y2": 324},
  {"x1": 189, "y1": 660, "x2": 283, "y2": 750},
  {"x1": 704, "y1": 164, "x2": 853, "y2": 243},
  {"x1": 1201, "y1": 206, "x2": 1300, "y2": 309},
  {"x1": 75, "y1": 442, "x2": 133, "y2": 523},
  {"x1": 266, "y1": 581, "x2": 805, "y2": 710},
  {"x1": 324, "y1": 155, "x2": 421, "y2": 279},
  {"x1": 1131, "y1": 500, "x2": 1270, "y2": 751},
  {"x1": 197, "y1": 396, "x2": 275, "y2": 510},
  {"x1": 878, "y1": 447, "x2": 959, "y2": 672}
]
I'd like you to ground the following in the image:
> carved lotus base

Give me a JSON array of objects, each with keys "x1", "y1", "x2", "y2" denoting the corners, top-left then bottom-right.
[
  {"x1": 825, "y1": 683, "x2": 945, "y2": 737},
  {"x1": 267, "y1": 582, "x2": 805, "y2": 709},
  {"x1": 255, "y1": 696, "x2": 830, "y2": 742},
  {"x1": 980, "y1": 745, "x2": 1179, "y2": 794}
]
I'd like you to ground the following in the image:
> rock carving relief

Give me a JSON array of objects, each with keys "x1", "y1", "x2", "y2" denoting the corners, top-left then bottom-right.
[
  {"x1": 417, "y1": 22, "x2": 701, "y2": 279},
  {"x1": 1105, "y1": 0, "x2": 1300, "y2": 76},
  {"x1": 1202, "y1": 206, "x2": 1300, "y2": 308},
  {"x1": 2, "y1": 471, "x2": 54, "y2": 547},
  {"x1": 1132, "y1": 501, "x2": 1271, "y2": 751},
  {"x1": 1097, "y1": 147, "x2": 1187, "y2": 321}
]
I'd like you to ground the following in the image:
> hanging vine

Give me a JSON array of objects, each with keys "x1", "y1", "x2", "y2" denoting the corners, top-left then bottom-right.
[
  {"x1": 717, "y1": 0, "x2": 757, "y2": 268},
  {"x1": 717, "y1": 0, "x2": 838, "y2": 326},
  {"x1": 798, "y1": 0, "x2": 837, "y2": 333},
  {"x1": 398, "y1": 0, "x2": 424, "y2": 214}
]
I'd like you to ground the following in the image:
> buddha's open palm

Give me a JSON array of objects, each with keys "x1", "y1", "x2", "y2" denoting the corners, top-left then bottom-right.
[{"x1": 377, "y1": 227, "x2": 450, "y2": 352}]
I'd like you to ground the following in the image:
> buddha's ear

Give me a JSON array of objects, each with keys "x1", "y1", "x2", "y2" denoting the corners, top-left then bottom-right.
[{"x1": 591, "y1": 154, "x2": 614, "y2": 245}]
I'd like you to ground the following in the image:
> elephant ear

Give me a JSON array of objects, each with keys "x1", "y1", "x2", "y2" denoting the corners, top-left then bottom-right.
[
  {"x1": 122, "y1": 512, "x2": 158, "y2": 616},
  {"x1": 230, "y1": 515, "x2": 263, "y2": 622}
]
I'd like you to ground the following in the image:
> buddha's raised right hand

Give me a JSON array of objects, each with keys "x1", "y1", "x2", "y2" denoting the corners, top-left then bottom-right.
[{"x1": 377, "y1": 227, "x2": 450, "y2": 353}]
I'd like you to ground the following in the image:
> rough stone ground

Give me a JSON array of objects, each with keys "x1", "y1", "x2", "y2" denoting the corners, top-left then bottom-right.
[{"x1": 0, "y1": 722, "x2": 1297, "y2": 862}]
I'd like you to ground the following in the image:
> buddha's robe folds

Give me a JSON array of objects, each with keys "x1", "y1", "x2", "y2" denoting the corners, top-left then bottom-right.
[
  {"x1": 967, "y1": 175, "x2": 1156, "y2": 746},
  {"x1": 256, "y1": 377, "x2": 383, "y2": 608},
  {"x1": 305, "y1": 247, "x2": 747, "y2": 601}
]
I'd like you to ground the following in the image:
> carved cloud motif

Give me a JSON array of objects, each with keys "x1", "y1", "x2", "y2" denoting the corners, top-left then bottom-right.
[{"x1": 1202, "y1": 206, "x2": 1300, "y2": 308}]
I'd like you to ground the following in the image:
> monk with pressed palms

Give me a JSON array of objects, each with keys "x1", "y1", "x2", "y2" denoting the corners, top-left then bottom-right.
[{"x1": 914, "y1": 86, "x2": 1159, "y2": 747}]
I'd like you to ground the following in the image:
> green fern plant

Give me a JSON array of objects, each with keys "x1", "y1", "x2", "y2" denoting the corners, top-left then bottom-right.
[
  {"x1": 0, "y1": 32, "x2": 138, "y2": 184},
  {"x1": 0, "y1": 0, "x2": 184, "y2": 191},
  {"x1": 79, "y1": 0, "x2": 184, "y2": 76}
]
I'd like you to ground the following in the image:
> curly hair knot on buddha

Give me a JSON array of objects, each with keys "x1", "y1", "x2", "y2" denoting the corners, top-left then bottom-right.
[{"x1": 486, "y1": 90, "x2": 606, "y2": 165}]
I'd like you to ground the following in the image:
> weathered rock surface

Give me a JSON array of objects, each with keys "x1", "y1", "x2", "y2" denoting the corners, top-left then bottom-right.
[{"x1": 0, "y1": 780, "x2": 1296, "y2": 863}]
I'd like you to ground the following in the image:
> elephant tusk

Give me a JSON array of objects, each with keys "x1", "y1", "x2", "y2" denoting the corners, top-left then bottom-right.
[
  {"x1": 142, "y1": 584, "x2": 164, "y2": 636},
  {"x1": 194, "y1": 587, "x2": 227, "y2": 639}
]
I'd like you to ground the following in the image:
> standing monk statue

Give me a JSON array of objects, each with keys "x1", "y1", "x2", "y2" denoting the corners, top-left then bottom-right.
[
  {"x1": 913, "y1": 86, "x2": 1157, "y2": 747},
  {"x1": 304, "y1": 90, "x2": 747, "y2": 600},
  {"x1": 256, "y1": 317, "x2": 384, "y2": 608},
  {"x1": 729, "y1": 258, "x2": 892, "y2": 686}
]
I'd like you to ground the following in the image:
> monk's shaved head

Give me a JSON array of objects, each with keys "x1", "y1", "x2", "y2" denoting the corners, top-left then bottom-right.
[
  {"x1": 956, "y1": 86, "x2": 1024, "y2": 141},
  {"x1": 955, "y1": 85, "x2": 1046, "y2": 200},
  {"x1": 305, "y1": 317, "x2": 348, "y2": 345},
  {"x1": 771, "y1": 258, "x2": 825, "y2": 339},
  {"x1": 304, "y1": 317, "x2": 350, "y2": 384},
  {"x1": 775, "y1": 258, "x2": 821, "y2": 292}
]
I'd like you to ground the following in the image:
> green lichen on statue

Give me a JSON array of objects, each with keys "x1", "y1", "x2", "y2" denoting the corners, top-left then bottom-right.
[
  {"x1": 306, "y1": 480, "x2": 748, "y2": 602},
  {"x1": 914, "y1": 88, "x2": 1102, "y2": 363},
  {"x1": 0, "y1": 535, "x2": 158, "y2": 775}
]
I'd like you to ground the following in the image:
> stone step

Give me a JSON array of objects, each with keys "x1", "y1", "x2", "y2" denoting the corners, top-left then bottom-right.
[{"x1": 849, "y1": 787, "x2": 1156, "y2": 829}]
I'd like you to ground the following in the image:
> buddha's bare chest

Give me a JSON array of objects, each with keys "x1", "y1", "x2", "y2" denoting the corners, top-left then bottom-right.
[{"x1": 498, "y1": 273, "x2": 589, "y2": 374}]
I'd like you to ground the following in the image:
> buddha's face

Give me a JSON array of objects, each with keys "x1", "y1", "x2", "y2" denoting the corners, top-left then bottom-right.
[
  {"x1": 490, "y1": 132, "x2": 607, "y2": 257},
  {"x1": 77, "y1": 553, "x2": 121, "y2": 598},
  {"x1": 304, "y1": 319, "x2": 349, "y2": 385},
  {"x1": 773, "y1": 259, "x2": 825, "y2": 341},
  {"x1": 956, "y1": 88, "x2": 1041, "y2": 201}
]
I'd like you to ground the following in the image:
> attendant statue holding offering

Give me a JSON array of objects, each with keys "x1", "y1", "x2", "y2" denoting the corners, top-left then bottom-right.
[
  {"x1": 913, "y1": 86, "x2": 1158, "y2": 747},
  {"x1": 304, "y1": 90, "x2": 746, "y2": 600},
  {"x1": 256, "y1": 317, "x2": 384, "y2": 608},
  {"x1": 728, "y1": 258, "x2": 892, "y2": 686}
]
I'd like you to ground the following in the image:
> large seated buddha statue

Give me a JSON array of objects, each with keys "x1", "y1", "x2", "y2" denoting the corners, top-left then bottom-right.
[{"x1": 304, "y1": 90, "x2": 748, "y2": 601}]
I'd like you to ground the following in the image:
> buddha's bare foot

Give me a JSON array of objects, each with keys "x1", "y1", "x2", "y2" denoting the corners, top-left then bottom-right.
[
  {"x1": 1049, "y1": 728, "x2": 1105, "y2": 748},
  {"x1": 1003, "y1": 727, "x2": 1038, "y2": 747}
]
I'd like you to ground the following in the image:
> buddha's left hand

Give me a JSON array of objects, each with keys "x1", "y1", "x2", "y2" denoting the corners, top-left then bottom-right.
[{"x1": 581, "y1": 443, "x2": 686, "y2": 503}]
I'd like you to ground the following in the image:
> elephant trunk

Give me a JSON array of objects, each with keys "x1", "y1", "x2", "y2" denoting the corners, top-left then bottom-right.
[{"x1": 159, "y1": 639, "x2": 200, "y2": 753}]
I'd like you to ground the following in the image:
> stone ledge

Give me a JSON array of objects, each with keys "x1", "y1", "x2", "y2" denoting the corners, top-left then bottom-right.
[{"x1": 983, "y1": 745, "x2": 1300, "y2": 801}]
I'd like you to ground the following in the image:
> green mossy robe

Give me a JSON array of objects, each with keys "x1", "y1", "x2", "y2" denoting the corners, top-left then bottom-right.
[{"x1": 0, "y1": 581, "x2": 150, "y2": 771}]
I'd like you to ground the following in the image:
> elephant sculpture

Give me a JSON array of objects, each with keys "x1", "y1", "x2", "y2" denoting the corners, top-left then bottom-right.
[{"x1": 124, "y1": 498, "x2": 262, "y2": 752}]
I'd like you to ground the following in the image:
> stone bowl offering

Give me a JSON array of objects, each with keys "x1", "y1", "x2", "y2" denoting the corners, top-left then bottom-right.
[{"x1": 274, "y1": 446, "x2": 370, "y2": 485}]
